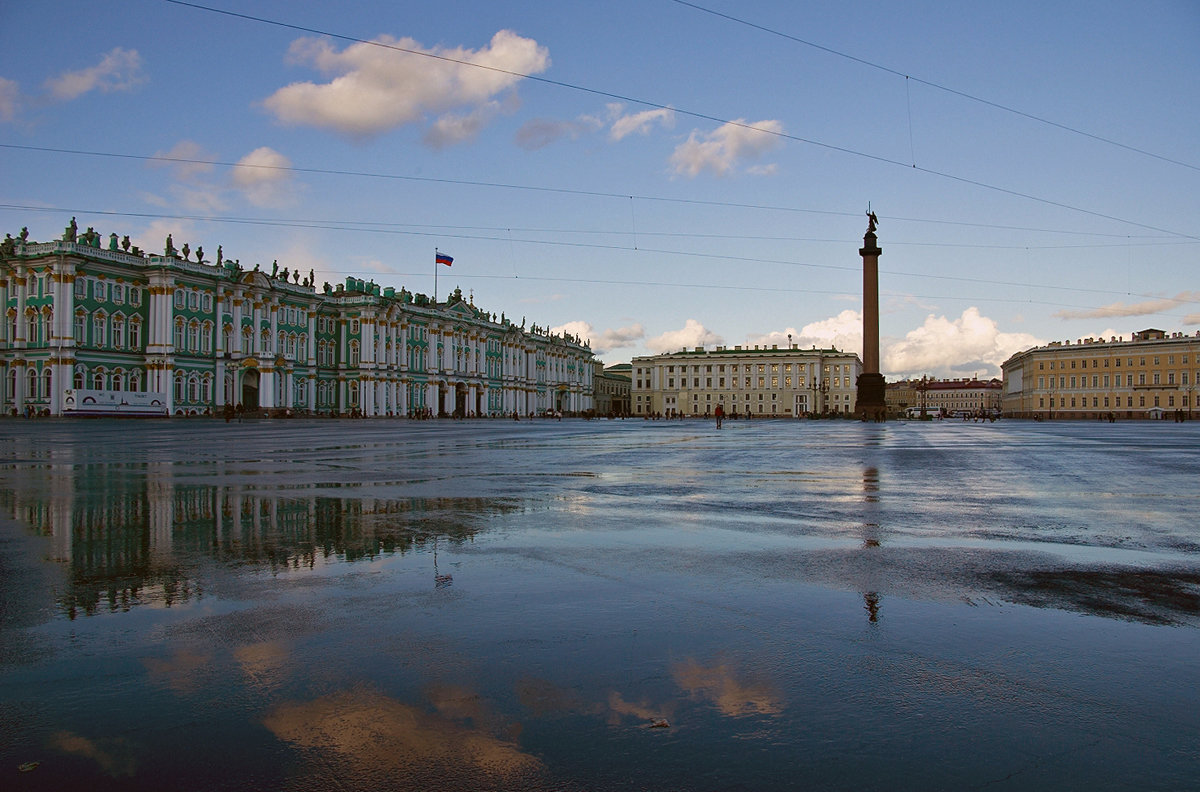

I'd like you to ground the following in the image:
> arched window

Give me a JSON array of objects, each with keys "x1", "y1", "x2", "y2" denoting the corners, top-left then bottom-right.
[
  {"x1": 222, "y1": 324, "x2": 232, "y2": 352},
  {"x1": 187, "y1": 374, "x2": 199, "y2": 402},
  {"x1": 349, "y1": 340, "x2": 360, "y2": 366},
  {"x1": 128, "y1": 370, "x2": 141, "y2": 392},
  {"x1": 201, "y1": 375, "x2": 212, "y2": 403},
  {"x1": 174, "y1": 319, "x2": 186, "y2": 351},
  {"x1": 348, "y1": 380, "x2": 359, "y2": 406},
  {"x1": 241, "y1": 326, "x2": 252, "y2": 354},
  {"x1": 75, "y1": 311, "x2": 87, "y2": 344},
  {"x1": 111, "y1": 314, "x2": 125, "y2": 349},
  {"x1": 73, "y1": 368, "x2": 84, "y2": 390},
  {"x1": 187, "y1": 320, "x2": 199, "y2": 353},
  {"x1": 27, "y1": 312, "x2": 39, "y2": 345},
  {"x1": 174, "y1": 372, "x2": 185, "y2": 402},
  {"x1": 111, "y1": 369, "x2": 124, "y2": 392},
  {"x1": 201, "y1": 322, "x2": 212, "y2": 354},
  {"x1": 261, "y1": 329, "x2": 271, "y2": 353},
  {"x1": 93, "y1": 369, "x2": 106, "y2": 390},
  {"x1": 129, "y1": 318, "x2": 142, "y2": 349},
  {"x1": 27, "y1": 368, "x2": 39, "y2": 399}
]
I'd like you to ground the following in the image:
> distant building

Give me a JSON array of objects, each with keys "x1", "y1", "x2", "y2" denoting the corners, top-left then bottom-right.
[
  {"x1": 1001, "y1": 329, "x2": 1200, "y2": 419},
  {"x1": 0, "y1": 222, "x2": 594, "y2": 417},
  {"x1": 887, "y1": 377, "x2": 1002, "y2": 417},
  {"x1": 631, "y1": 345, "x2": 861, "y2": 417},
  {"x1": 593, "y1": 362, "x2": 631, "y2": 416}
]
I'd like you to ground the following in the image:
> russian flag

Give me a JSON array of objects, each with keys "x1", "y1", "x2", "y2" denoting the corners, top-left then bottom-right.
[{"x1": 436, "y1": 252, "x2": 453, "y2": 267}]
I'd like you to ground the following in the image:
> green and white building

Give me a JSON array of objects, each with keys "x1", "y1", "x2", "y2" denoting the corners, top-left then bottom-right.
[{"x1": 1, "y1": 221, "x2": 593, "y2": 417}]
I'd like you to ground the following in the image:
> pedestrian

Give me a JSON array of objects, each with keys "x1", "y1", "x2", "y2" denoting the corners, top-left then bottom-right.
[{"x1": 715, "y1": 404, "x2": 724, "y2": 429}]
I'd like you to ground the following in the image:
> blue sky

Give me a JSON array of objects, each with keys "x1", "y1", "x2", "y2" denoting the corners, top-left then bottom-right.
[{"x1": 2, "y1": 0, "x2": 1197, "y2": 376}]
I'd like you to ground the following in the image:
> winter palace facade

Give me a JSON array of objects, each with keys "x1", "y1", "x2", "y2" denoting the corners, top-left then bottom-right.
[{"x1": 0, "y1": 221, "x2": 594, "y2": 418}]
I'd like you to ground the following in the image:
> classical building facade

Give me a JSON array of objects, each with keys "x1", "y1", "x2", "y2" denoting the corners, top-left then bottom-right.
[
  {"x1": 0, "y1": 222, "x2": 593, "y2": 417},
  {"x1": 593, "y1": 362, "x2": 631, "y2": 416},
  {"x1": 886, "y1": 377, "x2": 1003, "y2": 417},
  {"x1": 1001, "y1": 329, "x2": 1200, "y2": 419},
  {"x1": 631, "y1": 345, "x2": 861, "y2": 417}
]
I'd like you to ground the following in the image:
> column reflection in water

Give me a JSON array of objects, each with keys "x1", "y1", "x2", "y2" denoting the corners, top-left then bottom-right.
[{"x1": 861, "y1": 465, "x2": 882, "y2": 624}]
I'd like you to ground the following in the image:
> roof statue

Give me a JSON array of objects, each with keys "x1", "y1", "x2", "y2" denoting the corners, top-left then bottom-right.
[{"x1": 866, "y1": 211, "x2": 878, "y2": 234}]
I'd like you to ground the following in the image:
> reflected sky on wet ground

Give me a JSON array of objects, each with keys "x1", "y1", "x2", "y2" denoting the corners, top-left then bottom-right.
[{"x1": 1, "y1": 418, "x2": 1198, "y2": 790}]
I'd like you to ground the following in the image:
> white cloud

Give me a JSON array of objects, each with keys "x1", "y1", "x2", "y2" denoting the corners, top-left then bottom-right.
[
  {"x1": 882, "y1": 307, "x2": 1042, "y2": 379},
  {"x1": 231, "y1": 147, "x2": 296, "y2": 207},
  {"x1": 748, "y1": 310, "x2": 863, "y2": 356},
  {"x1": 514, "y1": 115, "x2": 603, "y2": 149},
  {"x1": 551, "y1": 321, "x2": 645, "y2": 355},
  {"x1": 424, "y1": 99, "x2": 506, "y2": 148},
  {"x1": 43, "y1": 48, "x2": 146, "y2": 101},
  {"x1": 669, "y1": 119, "x2": 784, "y2": 177},
  {"x1": 1052, "y1": 291, "x2": 1200, "y2": 320},
  {"x1": 152, "y1": 140, "x2": 217, "y2": 181},
  {"x1": 609, "y1": 105, "x2": 675, "y2": 141},
  {"x1": 0, "y1": 77, "x2": 19, "y2": 123},
  {"x1": 646, "y1": 319, "x2": 723, "y2": 354},
  {"x1": 263, "y1": 30, "x2": 549, "y2": 140}
]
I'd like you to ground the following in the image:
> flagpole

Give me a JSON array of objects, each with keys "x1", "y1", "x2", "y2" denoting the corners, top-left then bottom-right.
[{"x1": 434, "y1": 247, "x2": 439, "y2": 303}]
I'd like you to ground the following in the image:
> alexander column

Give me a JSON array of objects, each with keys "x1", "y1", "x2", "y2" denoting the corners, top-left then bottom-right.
[{"x1": 856, "y1": 211, "x2": 887, "y2": 421}]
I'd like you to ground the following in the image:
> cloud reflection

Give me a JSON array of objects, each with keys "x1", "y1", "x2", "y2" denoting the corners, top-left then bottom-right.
[
  {"x1": 50, "y1": 731, "x2": 137, "y2": 776},
  {"x1": 263, "y1": 688, "x2": 541, "y2": 783},
  {"x1": 672, "y1": 659, "x2": 781, "y2": 717}
]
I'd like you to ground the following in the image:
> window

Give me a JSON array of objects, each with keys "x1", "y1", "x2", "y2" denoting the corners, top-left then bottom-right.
[
  {"x1": 129, "y1": 287, "x2": 141, "y2": 306},
  {"x1": 112, "y1": 284, "x2": 124, "y2": 304},
  {"x1": 129, "y1": 319, "x2": 141, "y2": 349},
  {"x1": 93, "y1": 314, "x2": 107, "y2": 347},
  {"x1": 174, "y1": 289, "x2": 185, "y2": 308},
  {"x1": 174, "y1": 320, "x2": 186, "y2": 350}
]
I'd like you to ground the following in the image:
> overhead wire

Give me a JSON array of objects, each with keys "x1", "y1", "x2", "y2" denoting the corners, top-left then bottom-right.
[
  {"x1": 156, "y1": 0, "x2": 1198, "y2": 242},
  {"x1": 668, "y1": 0, "x2": 1200, "y2": 174},
  {"x1": 3, "y1": 202, "x2": 1197, "y2": 315}
]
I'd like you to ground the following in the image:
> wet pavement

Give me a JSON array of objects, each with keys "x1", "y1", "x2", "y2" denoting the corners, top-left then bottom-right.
[{"x1": 1, "y1": 417, "x2": 1198, "y2": 790}]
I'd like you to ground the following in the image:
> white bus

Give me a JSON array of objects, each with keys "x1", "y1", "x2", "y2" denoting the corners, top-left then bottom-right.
[{"x1": 63, "y1": 389, "x2": 169, "y2": 417}]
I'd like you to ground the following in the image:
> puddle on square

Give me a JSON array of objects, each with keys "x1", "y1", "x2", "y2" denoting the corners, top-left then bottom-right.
[{"x1": 1, "y1": 419, "x2": 1198, "y2": 790}]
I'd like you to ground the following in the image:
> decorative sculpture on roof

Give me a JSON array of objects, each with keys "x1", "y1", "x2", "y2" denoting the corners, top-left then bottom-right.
[
  {"x1": 121, "y1": 235, "x2": 131, "y2": 252},
  {"x1": 216, "y1": 245, "x2": 223, "y2": 266},
  {"x1": 165, "y1": 234, "x2": 176, "y2": 257},
  {"x1": 64, "y1": 217, "x2": 77, "y2": 243},
  {"x1": 109, "y1": 233, "x2": 119, "y2": 251},
  {"x1": 195, "y1": 246, "x2": 204, "y2": 263},
  {"x1": 19, "y1": 227, "x2": 29, "y2": 243},
  {"x1": 182, "y1": 242, "x2": 190, "y2": 261}
]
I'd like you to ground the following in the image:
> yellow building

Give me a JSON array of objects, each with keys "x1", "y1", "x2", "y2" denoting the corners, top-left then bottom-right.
[
  {"x1": 1001, "y1": 329, "x2": 1200, "y2": 419},
  {"x1": 631, "y1": 345, "x2": 861, "y2": 418}
]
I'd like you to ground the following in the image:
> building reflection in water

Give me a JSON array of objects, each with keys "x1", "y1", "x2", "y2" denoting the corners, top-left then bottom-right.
[{"x1": 0, "y1": 460, "x2": 519, "y2": 619}]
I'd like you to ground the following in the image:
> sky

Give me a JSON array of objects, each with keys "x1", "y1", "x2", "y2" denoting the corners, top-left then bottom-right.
[{"x1": 2, "y1": 0, "x2": 1197, "y2": 378}]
